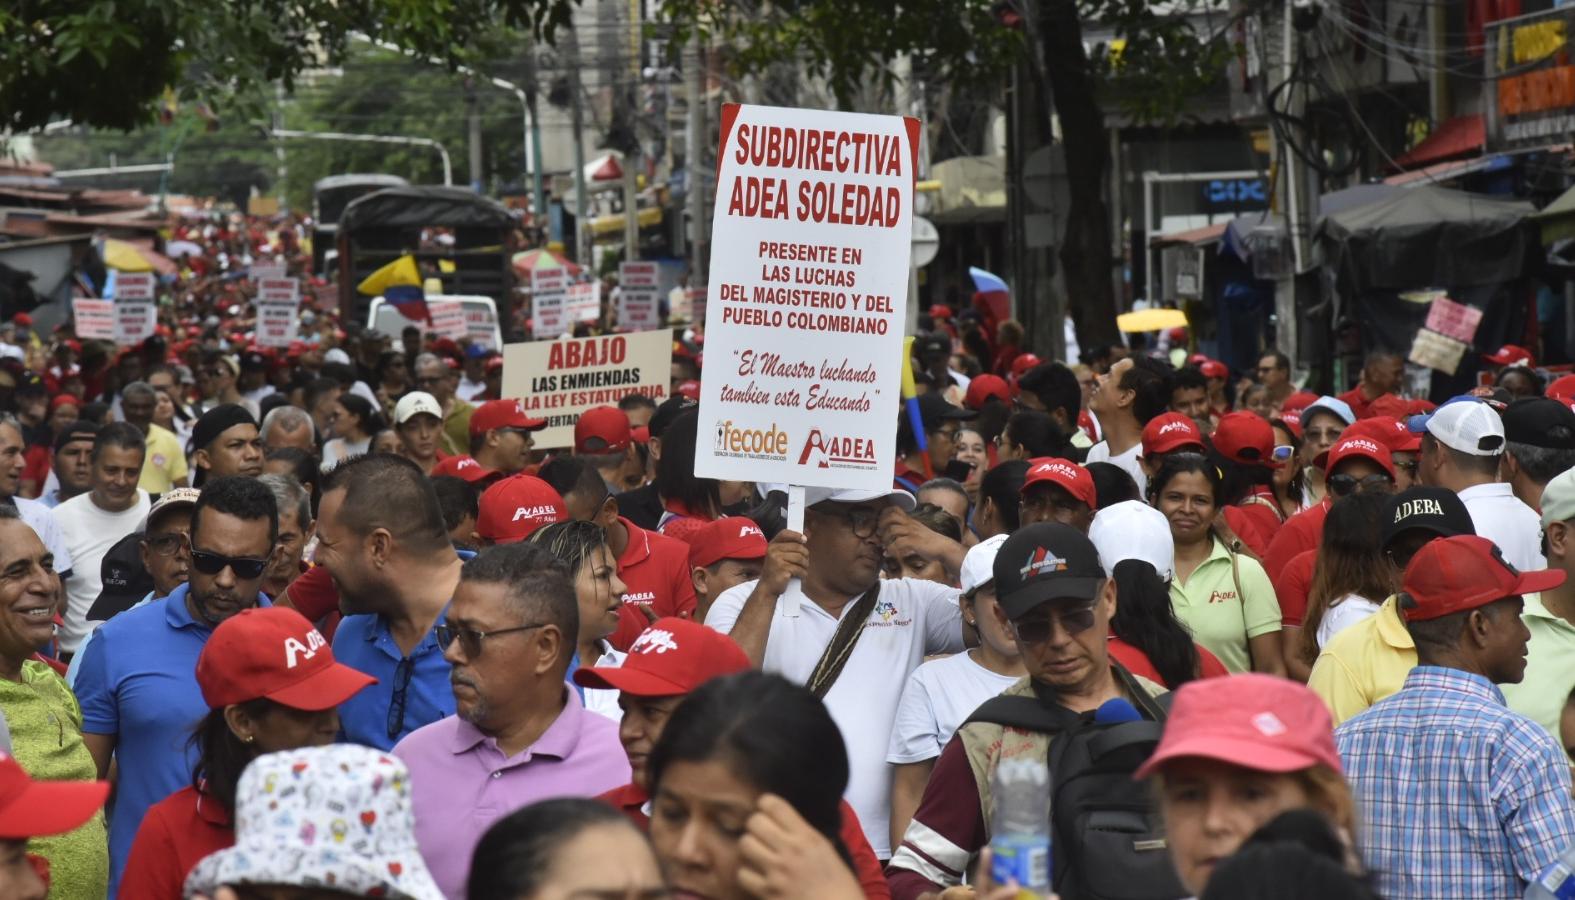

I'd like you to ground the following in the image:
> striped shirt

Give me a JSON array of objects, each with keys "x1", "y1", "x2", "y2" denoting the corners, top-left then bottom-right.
[{"x1": 1336, "y1": 666, "x2": 1575, "y2": 900}]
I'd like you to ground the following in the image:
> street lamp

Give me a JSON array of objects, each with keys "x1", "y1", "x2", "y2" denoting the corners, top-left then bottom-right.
[{"x1": 269, "y1": 128, "x2": 452, "y2": 186}]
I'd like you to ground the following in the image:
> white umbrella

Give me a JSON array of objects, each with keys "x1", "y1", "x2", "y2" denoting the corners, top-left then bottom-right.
[{"x1": 165, "y1": 240, "x2": 203, "y2": 259}]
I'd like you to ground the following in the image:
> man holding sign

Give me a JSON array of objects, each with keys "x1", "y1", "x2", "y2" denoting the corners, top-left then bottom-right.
[{"x1": 695, "y1": 104, "x2": 964, "y2": 860}]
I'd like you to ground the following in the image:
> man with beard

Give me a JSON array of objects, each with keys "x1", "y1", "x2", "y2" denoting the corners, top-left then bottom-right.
[
  {"x1": 394, "y1": 541, "x2": 628, "y2": 898},
  {"x1": 320, "y1": 454, "x2": 468, "y2": 750},
  {"x1": 72, "y1": 476, "x2": 276, "y2": 895}
]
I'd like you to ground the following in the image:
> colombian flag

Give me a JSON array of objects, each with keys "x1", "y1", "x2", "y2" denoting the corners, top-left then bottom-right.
[{"x1": 357, "y1": 255, "x2": 429, "y2": 324}]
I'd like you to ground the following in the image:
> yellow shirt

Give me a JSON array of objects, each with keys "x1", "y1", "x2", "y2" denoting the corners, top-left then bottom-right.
[
  {"x1": 1169, "y1": 538, "x2": 1282, "y2": 673},
  {"x1": 1501, "y1": 593, "x2": 1575, "y2": 745},
  {"x1": 1306, "y1": 595, "x2": 1416, "y2": 726},
  {"x1": 442, "y1": 399, "x2": 475, "y2": 457},
  {"x1": 137, "y1": 423, "x2": 188, "y2": 493}
]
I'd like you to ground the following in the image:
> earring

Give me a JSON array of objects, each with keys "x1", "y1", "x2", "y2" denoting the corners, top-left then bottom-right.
[{"x1": 243, "y1": 735, "x2": 255, "y2": 744}]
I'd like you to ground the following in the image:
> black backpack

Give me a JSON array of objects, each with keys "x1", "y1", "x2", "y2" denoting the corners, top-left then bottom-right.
[{"x1": 963, "y1": 669, "x2": 1187, "y2": 900}]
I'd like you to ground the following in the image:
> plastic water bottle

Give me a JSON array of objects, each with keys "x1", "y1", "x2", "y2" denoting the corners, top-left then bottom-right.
[
  {"x1": 1528, "y1": 845, "x2": 1575, "y2": 899},
  {"x1": 988, "y1": 757, "x2": 1051, "y2": 899}
]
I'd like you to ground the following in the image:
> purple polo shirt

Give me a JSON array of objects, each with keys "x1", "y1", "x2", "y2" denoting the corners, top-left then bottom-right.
[{"x1": 393, "y1": 687, "x2": 630, "y2": 897}]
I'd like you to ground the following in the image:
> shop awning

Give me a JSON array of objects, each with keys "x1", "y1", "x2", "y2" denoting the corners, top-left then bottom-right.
[
  {"x1": 1391, "y1": 115, "x2": 1485, "y2": 170},
  {"x1": 1535, "y1": 184, "x2": 1575, "y2": 244}
]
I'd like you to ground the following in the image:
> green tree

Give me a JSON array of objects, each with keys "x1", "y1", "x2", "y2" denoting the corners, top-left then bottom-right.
[
  {"x1": 660, "y1": 0, "x2": 1234, "y2": 347},
  {"x1": 0, "y1": 0, "x2": 572, "y2": 132}
]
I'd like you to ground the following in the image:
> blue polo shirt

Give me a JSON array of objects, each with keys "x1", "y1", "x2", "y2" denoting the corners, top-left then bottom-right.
[
  {"x1": 333, "y1": 549, "x2": 472, "y2": 751},
  {"x1": 73, "y1": 582, "x2": 270, "y2": 897}
]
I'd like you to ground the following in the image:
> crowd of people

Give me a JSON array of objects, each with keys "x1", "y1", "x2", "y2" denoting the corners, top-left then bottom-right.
[{"x1": 6, "y1": 216, "x2": 1575, "y2": 899}]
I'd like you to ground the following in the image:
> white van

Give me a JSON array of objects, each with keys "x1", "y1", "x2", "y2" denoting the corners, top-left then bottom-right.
[{"x1": 367, "y1": 294, "x2": 503, "y2": 350}]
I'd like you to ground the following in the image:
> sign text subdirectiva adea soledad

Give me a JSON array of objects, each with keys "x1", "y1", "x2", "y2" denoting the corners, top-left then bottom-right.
[
  {"x1": 727, "y1": 124, "x2": 906, "y2": 227},
  {"x1": 718, "y1": 283, "x2": 895, "y2": 335}
]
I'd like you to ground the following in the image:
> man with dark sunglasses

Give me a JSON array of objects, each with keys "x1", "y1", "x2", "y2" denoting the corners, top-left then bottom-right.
[
  {"x1": 1307, "y1": 486, "x2": 1474, "y2": 726},
  {"x1": 889, "y1": 523, "x2": 1167, "y2": 897},
  {"x1": 72, "y1": 476, "x2": 276, "y2": 894},
  {"x1": 393, "y1": 541, "x2": 628, "y2": 898}
]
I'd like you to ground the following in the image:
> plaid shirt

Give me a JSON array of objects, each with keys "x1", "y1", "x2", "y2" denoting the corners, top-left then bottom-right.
[{"x1": 1336, "y1": 666, "x2": 1575, "y2": 900}]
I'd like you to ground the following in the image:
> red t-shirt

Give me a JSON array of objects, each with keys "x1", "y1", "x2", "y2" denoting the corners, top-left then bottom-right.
[
  {"x1": 1222, "y1": 492, "x2": 1283, "y2": 561},
  {"x1": 599, "y1": 782, "x2": 891, "y2": 899},
  {"x1": 120, "y1": 785, "x2": 234, "y2": 899},
  {"x1": 279, "y1": 563, "x2": 343, "y2": 642},
  {"x1": 609, "y1": 517, "x2": 698, "y2": 651},
  {"x1": 1262, "y1": 500, "x2": 1330, "y2": 583},
  {"x1": 1107, "y1": 638, "x2": 1230, "y2": 687},
  {"x1": 1271, "y1": 548, "x2": 1318, "y2": 628},
  {"x1": 21, "y1": 443, "x2": 50, "y2": 491}
]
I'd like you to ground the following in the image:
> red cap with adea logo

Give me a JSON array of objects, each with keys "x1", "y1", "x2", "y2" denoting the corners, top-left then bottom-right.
[
  {"x1": 196, "y1": 607, "x2": 376, "y2": 710},
  {"x1": 573, "y1": 618, "x2": 750, "y2": 696},
  {"x1": 688, "y1": 516, "x2": 768, "y2": 569},
  {"x1": 477, "y1": 474, "x2": 568, "y2": 543},
  {"x1": 1212, "y1": 411, "x2": 1282, "y2": 468},
  {"x1": 1020, "y1": 457, "x2": 1097, "y2": 508},
  {"x1": 1400, "y1": 535, "x2": 1565, "y2": 622},
  {"x1": 431, "y1": 455, "x2": 497, "y2": 484},
  {"x1": 0, "y1": 751, "x2": 108, "y2": 840},
  {"x1": 575, "y1": 405, "x2": 632, "y2": 453},
  {"x1": 469, "y1": 398, "x2": 546, "y2": 437},
  {"x1": 1134, "y1": 673, "x2": 1340, "y2": 780},
  {"x1": 1142, "y1": 413, "x2": 1204, "y2": 457},
  {"x1": 1315, "y1": 434, "x2": 1397, "y2": 478}
]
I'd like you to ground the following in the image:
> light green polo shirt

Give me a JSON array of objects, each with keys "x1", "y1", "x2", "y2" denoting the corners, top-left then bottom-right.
[
  {"x1": 1502, "y1": 593, "x2": 1575, "y2": 746},
  {"x1": 1169, "y1": 538, "x2": 1283, "y2": 673},
  {"x1": 0, "y1": 660, "x2": 109, "y2": 900}
]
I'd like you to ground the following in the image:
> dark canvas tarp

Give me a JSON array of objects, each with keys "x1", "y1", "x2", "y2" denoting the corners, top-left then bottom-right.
[{"x1": 338, "y1": 186, "x2": 515, "y2": 233}]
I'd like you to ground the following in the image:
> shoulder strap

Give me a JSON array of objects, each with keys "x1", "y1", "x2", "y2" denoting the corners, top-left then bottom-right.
[
  {"x1": 1228, "y1": 542, "x2": 1246, "y2": 607},
  {"x1": 964, "y1": 694, "x2": 1084, "y2": 733},
  {"x1": 805, "y1": 582, "x2": 882, "y2": 700}
]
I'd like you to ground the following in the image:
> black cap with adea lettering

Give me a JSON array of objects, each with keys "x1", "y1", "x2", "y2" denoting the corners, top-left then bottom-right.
[
  {"x1": 1502, "y1": 397, "x2": 1575, "y2": 450},
  {"x1": 993, "y1": 522, "x2": 1106, "y2": 619},
  {"x1": 1381, "y1": 486, "x2": 1475, "y2": 550}
]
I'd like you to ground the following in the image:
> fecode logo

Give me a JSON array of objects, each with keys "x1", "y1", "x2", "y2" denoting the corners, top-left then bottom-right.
[
  {"x1": 797, "y1": 428, "x2": 877, "y2": 469},
  {"x1": 713, "y1": 420, "x2": 790, "y2": 461}
]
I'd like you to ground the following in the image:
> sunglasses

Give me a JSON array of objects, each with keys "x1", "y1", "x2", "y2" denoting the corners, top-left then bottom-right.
[
  {"x1": 1271, "y1": 444, "x2": 1296, "y2": 463},
  {"x1": 387, "y1": 656, "x2": 414, "y2": 742},
  {"x1": 435, "y1": 622, "x2": 546, "y2": 658},
  {"x1": 1328, "y1": 473, "x2": 1394, "y2": 497},
  {"x1": 189, "y1": 547, "x2": 271, "y2": 580},
  {"x1": 1010, "y1": 602, "x2": 1098, "y2": 644}
]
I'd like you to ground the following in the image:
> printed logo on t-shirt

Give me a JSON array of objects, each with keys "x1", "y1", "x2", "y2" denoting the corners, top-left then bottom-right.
[
  {"x1": 1207, "y1": 590, "x2": 1237, "y2": 604},
  {"x1": 621, "y1": 590, "x2": 656, "y2": 606},
  {"x1": 866, "y1": 597, "x2": 911, "y2": 628}
]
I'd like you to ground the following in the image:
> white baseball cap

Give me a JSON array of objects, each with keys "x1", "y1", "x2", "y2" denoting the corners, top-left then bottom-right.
[
  {"x1": 1301, "y1": 395, "x2": 1356, "y2": 427},
  {"x1": 960, "y1": 534, "x2": 1009, "y2": 595},
  {"x1": 1411, "y1": 398, "x2": 1505, "y2": 456},
  {"x1": 1089, "y1": 500, "x2": 1175, "y2": 580},
  {"x1": 394, "y1": 391, "x2": 442, "y2": 425},
  {"x1": 801, "y1": 486, "x2": 917, "y2": 512}
]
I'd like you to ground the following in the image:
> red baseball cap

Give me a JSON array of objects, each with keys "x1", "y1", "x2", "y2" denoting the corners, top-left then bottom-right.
[
  {"x1": 1142, "y1": 413, "x2": 1205, "y2": 457},
  {"x1": 573, "y1": 618, "x2": 750, "y2": 696},
  {"x1": 575, "y1": 406, "x2": 632, "y2": 453},
  {"x1": 1316, "y1": 433, "x2": 1397, "y2": 478},
  {"x1": 1484, "y1": 344, "x2": 1535, "y2": 367},
  {"x1": 1364, "y1": 393, "x2": 1409, "y2": 421},
  {"x1": 1010, "y1": 353, "x2": 1042, "y2": 381},
  {"x1": 1020, "y1": 457, "x2": 1096, "y2": 508},
  {"x1": 1548, "y1": 374, "x2": 1575, "y2": 408},
  {"x1": 12, "y1": 313, "x2": 31, "y2": 328},
  {"x1": 1400, "y1": 535, "x2": 1565, "y2": 622},
  {"x1": 1344, "y1": 415, "x2": 1420, "y2": 453},
  {"x1": 431, "y1": 455, "x2": 498, "y2": 484},
  {"x1": 0, "y1": 751, "x2": 108, "y2": 840},
  {"x1": 928, "y1": 303, "x2": 952, "y2": 320},
  {"x1": 1280, "y1": 390, "x2": 1320, "y2": 414},
  {"x1": 470, "y1": 398, "x2": 546, "y2": 436},
  {"x1": 1212, "y1": 411, "x2": 1281, "y2": 468},
  {"x1": 688, "y1": 516, "x2": 768, "y2": 569},
  {"x1": 50, "y1": 394, "x2": 79, "y2": 412},
  {"x1": 1186, "y1": 353, "x2": 1210, "y2": 367},
  {"x1": 477, "y1": 474, "x2": 568, "y2": 543},
  {"x1": 1199, "y1": 360, "x2": 1228, "y2": 380},
  {"x1": 1134, "y1": 673, "x2": 1341, "y2": 779},
  {"x1": 196, "y1": 607, "x2": 376, "y2": 710},
  {"x1": 676, "y1": 380, "x2": 701, "y2": 401},
  {"x1": 964, "y1": 374, "x2": 1011, "y2": 410}
]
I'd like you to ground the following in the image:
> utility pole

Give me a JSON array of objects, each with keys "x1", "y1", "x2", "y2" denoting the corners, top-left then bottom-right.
[
  {"x1": 621, "y1": 0, "x2": 642, "y2": 262},
  {"x1": 685, "y1": 39, "x2": 706, "y2": 281},
  {"x1": 274, "y1": 82, "x2": 287, "y2": 209},
  {"x1": 467, "y1": 80, "x2": 483, "y2": 192},
  {"x1": 565, "y1": 25, "x2": 590, "y2": 263}
]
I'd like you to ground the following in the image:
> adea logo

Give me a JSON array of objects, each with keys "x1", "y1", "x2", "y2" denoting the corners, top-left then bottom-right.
[
  {"x1": 284, "y1": 629, "x2": 328, "y2": 668},
  {"x1": 714, "y1": 420, "x2": 789, "y2": 459},
  {"x1": 797, "y1": 429, "x2": 877, "y2": 468}
]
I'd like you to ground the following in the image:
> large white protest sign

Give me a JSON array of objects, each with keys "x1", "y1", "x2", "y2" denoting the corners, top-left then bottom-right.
[
  {"x1": 251, "y1": 262, "x2": 287, "y2": 283},
  {"x1": 500, "y1": 328, "x2": 672, "y2": 450},
  {"x1": 427, "y1": 299, "x2": 469, "y2": 340},
  {"x1": 114, "y1": 301, "x2": 156, "y2": 344},
  {"x1": 566, "y1": 281, "x2": 602, "y2": 324},
  {"x1": 531, "y1": 268, "x2": 568, "y2": 339},
  {"x1": 618, "y1": 261, "x2": 660, "y2": 330},
  {"x1": 115, "y1": 273, "x2": 156, "y2": 301},
  {"x1": 257, "y1": 277, "x2": 300, "y2": 305},
  {"x1": 74, "y1": 300, "x2": 116, "y2": 341},
  {"x1": 254, "y1": 277, "x2": 302, "y2": 348},
  {"x1": 693, "y1": 103, "x2": 919, "y2": 490}
]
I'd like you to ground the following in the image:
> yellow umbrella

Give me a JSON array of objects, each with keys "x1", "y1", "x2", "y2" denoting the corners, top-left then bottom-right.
[
  {"x1": 1116, "y1": 307, "x2": 1188, "y2": 333},
  {"x1": 102, "y1": 238, "x2": 155, "y2": 273}
]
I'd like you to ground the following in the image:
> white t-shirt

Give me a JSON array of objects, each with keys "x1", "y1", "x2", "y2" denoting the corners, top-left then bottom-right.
[
  {"x1": 52, "y1": 490, "x2": 151, "y2": 652},
  {"x1": 1315, "y1": 594, "x2": 1382, "y2": 649},
  {"x1": 1459, "y1": 482, "x2": 1545, "y2": 572},
  {"x1": 705, "y1": 577, "x2": 964, "y2": 858},
  {"x1": 12, "y1": 496, "x2": 74, "y2": 575},
  {"x1": 457, "y1": 376, "x2": 488, "y2": 402},
  {"x1": 579, "y1": 642, "x2": 626, "y2": 723},
  {"x1": 1085, "y1": 440, "x2": 1147, "y2": 496},
  {"x1": 887, "y1": 652, "x2": 1020, "y2": 764}
]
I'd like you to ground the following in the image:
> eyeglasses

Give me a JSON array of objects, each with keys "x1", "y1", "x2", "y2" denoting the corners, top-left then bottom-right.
[
  {"x1": 413, "y1": 375, "x2": 444, "y2": 387},
  {"x1": 1304, "y1": 428, "x2": 1345, "y2": 444},
  {"x1": 813, "y1": 505, "x2": 881, "y2": 538},
  {"x1": 1271, "y1": 444, "x2": 1296, "y2": 463},
  {"x1": 435, "y1": 622, "x2": 546, "y2": 658},
  {"x1": 189, "y1": 547, "x2": 271, "y2": 580},
  {"x1": 1394, "y1": 459, "x2": 1419, "y2": 475},
  {"x1": 144, "y1": 532, "x2": 190, "y2": 558},
  {"x1": 1010, "y1": 601, "x2": 1098, "y2": 644},
  {"x1": 387, "y1": 656, "x2": 414, "y2": 742},
  {"x1": 930, "y1": 426, "x2": 960, "y2": 441},
  {"x1": 1327, "y1": 473, "x2": 1394, "y2": 497},
  {"x1": 1021, "y1": 491, "x2": 1086, "y2": 515}
]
